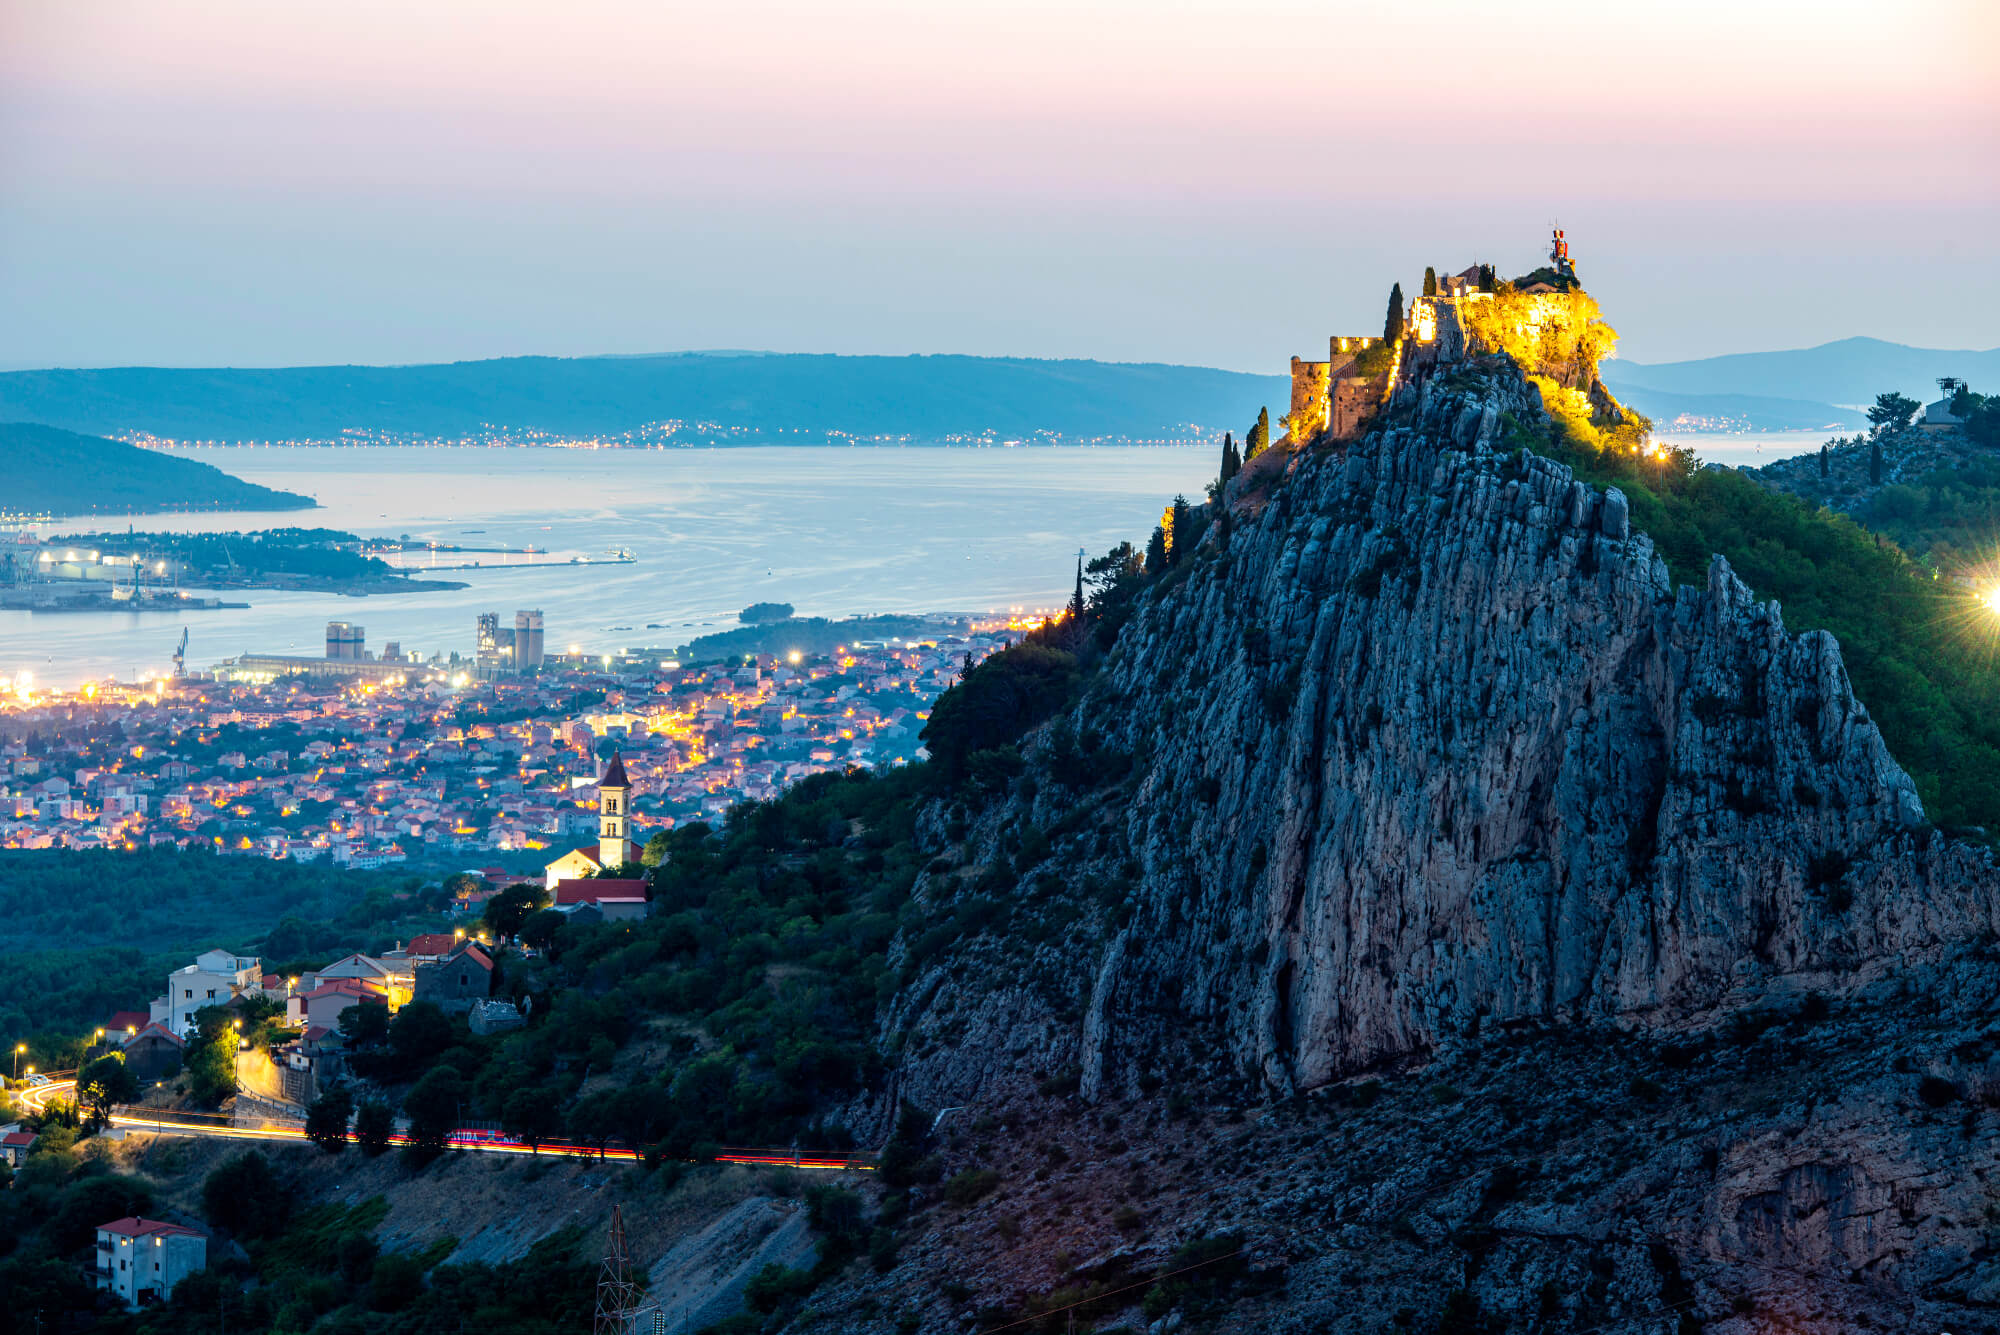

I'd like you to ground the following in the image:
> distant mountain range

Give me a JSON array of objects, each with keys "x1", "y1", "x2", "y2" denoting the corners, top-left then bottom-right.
[
  {"x1": 1602, "y1": 337, "x2": 2000, "y2": 432},
  {"x1": 0, "y1": 421, "x2": 315, "y2": 517},
  {"x1": 0, "y1": 354, "x2": 1289, "y2": 445},
  {"x1": 2, "y1": 338, "x2": 1990, "y2": 446}
]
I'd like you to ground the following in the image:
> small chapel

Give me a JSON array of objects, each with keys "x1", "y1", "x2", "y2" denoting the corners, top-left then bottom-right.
[{"x1": 542, "y1": 752, "x2": 642, "y2": 889}]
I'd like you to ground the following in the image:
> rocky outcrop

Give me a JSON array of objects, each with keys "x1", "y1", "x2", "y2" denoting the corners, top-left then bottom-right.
[
  {"x1": 894, "y1": 358, "x2": 1996, "y2": 1108},
  {"x1": 804, "y1": 352, "x2": 2000, "y2": 1335}
]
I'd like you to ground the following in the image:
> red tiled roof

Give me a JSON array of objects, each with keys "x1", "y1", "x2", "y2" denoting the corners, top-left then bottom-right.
[
  {"x1": 1, "y1": 1131, "x2": 36, "y2": 1148},
  {"x1": 455, "y1": 944, "x2": 494, "y2": 970},
  {"x1": 130, "y1": 1022, "x2": 185, "y2": 1048},
  {"x1": 405, "y1": 933, "x2": 458, "y2": 957},
  {"x1": 106, "y1": 1011, "x2": 149, "y2": 1034},
  {"x1": 599, "y1": 752, "x2": 629, "y2": 788},
  {"x1": 299, "y1": 979, "x2": 384, "y2": 1002},
  {"x1": 99, "y1": 1217, "x2": 204, "y2": 1240},
  {"x1": 553, "y1": 877, "x2": 647, "y2": 906}
]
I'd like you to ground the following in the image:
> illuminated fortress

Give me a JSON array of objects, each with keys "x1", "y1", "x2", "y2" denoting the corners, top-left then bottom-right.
[{"x1": 1283, "y1": 230, "x2": 1616, "y2": 448}]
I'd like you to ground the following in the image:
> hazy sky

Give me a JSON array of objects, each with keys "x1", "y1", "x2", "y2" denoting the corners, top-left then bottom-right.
[{"x1": 2, "y1": 0, "x2": 1994, "y2": 371}]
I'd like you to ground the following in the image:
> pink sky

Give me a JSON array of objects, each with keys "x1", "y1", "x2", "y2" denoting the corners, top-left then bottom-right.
[{"x1": 1, "y1": 0, "x2": 1994, "y2": 368}]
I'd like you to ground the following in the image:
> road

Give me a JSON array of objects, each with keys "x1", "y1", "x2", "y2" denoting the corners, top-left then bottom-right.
[{"x1": 15, "y1": 1075, "x2": 871, "y2": 1170}]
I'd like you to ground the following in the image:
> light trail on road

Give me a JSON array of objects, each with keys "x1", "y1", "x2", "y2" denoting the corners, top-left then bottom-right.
[{"x1": 15, "y1": 1078, "x2": 871, "y2": 1170}]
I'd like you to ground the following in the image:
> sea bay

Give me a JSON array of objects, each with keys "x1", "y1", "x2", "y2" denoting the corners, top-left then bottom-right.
[{"x1": 4, "y1": 445, "x2": 1223, "y2": 689}]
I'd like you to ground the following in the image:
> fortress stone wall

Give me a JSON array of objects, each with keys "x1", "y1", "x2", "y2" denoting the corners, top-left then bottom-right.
[{"x1": 1284, "y1": 253, "x2": 1612, "y2": 450}]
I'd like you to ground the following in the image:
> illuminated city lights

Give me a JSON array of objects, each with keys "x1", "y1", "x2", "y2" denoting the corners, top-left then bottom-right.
[{"x1": 0, "y1": 622, "x2": 1015, "y2": 862}]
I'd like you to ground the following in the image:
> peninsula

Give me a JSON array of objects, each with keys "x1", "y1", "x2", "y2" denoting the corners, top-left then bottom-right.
[
  {"x1": 0, "y1": 420, "x2": 315, "y2": 518},
  {"x1": 2, "y1": 528, "x2": 465, "y2": 612}
]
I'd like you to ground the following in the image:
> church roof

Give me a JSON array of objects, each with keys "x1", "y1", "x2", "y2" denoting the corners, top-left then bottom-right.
[{"x1": 600, "y1": 752, "x2": 629, "y2": 789}]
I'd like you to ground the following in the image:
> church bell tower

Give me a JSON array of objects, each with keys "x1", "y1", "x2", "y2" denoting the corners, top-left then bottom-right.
[{"x1": 598, "y1": 752, "x2": 630, "y2": 869}]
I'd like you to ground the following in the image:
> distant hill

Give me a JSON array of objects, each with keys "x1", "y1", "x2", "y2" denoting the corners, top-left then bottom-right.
[
  {"x1": 0, "y1": 421, "x2": 315, "y2": 517},
  {"x1": 0, "y1": 354, "x2": 1290, "y2": 445},
  {"x1": 1609, "y1": 386, "x2": 1867, "y2": 433},
  {"x1": 1604, "y1": 336, "x2": 2000, "y2": 409}
]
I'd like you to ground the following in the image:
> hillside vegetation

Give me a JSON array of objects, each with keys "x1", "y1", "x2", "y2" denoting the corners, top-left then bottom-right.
[
  {"x1": 0, "y1": 849, "x2": 455, "y2": 1048},
  {"x1": 0, "y1": 421, "x2": 313, "y2": 516},
  {"x1": 1512, "y1": 390, "x2": 2000, "y2": 834}
]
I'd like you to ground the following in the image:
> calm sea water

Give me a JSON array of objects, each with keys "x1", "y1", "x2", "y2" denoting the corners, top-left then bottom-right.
[
  {"x1": 1662, "y1": 430, "x2": 1833, "y2": 469},
  {"x1": 6, "y1": 446, "x2": 1223, "y2": 688},
  {"x1": 4, "y1": 431, "x2": 1834, "y2": 690}
]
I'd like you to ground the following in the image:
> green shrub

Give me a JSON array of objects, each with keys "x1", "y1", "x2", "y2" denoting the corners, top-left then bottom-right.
[{"x1": 945, "y1": 1168, "x2": 1000, "y2": 1206}]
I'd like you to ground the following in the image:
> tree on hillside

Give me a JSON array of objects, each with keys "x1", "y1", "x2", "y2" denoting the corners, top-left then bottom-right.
[
  {"x1": 1169, "y1": 496, "x2": 1192, "y2": 566},
  {"x1": 1870, "y1": 439, "x2": 1884, "y2": 486},
  {"x1": 338, "y1": 998, "x2": 390, "y2": 1046},
  {"x1": 520, "y1": 908, "x2": 569, "y2": 958},
  {"x1": 919, "y1": 642, "x2": 1083, "y2": 780},
  {"x1": 1819, "y1": 444, "x2": 1829, "y2": 479},
  {"x1": 502, "y1": 1086, "x2": 563, "y2": 1155},
  {"x1": 76, "y1": 1054, "x2": 138, "y2": 1132},
  {"x1": 483, "y1": 882, "x2": 551, "y2": 941},
  {"x1": 305, "y1": 1086, "x2": 354, "y2": 1154},
  {"x1": 1244, "y1": 408, "x2": 1269, "y2": 464},
  {"x1": 1219, "y1": 431, "x2": 1240, "y2": 489},
  {"x1": 354, "y1": 1098, "x2": 394, "y2": 1156},
  {"x1": 1867, "y1": 392, "x2": 1920, "y2": 436},
  {"x1": 641, "y1": 829, "x2": 672, "y2": 867},
  {"x1": 1423, "y1": 266, "x2": 1439, "y2": 297},
  {"x1": 202, "y1": 1150, "x2": 281, "y2": 1239},
  {"x1": 403, "y1": 1066, "x2": 466, "y2": 1159},
  {"x1": 183, "y1": 1008, "x2": 239, "y2": 1108},
  {"x1": 1145, "y1": 525, "x2": 1169, "y2": 576},
  {"x1": 1385, "y1": 283, "x2": 1405, "y2": 342},
  {"x1": 1083, "y1": 542, "x2": 1146, "y2": 648},
  {"x1": 387, "y1": 1001, "x2": 452, "y2": 1068}
]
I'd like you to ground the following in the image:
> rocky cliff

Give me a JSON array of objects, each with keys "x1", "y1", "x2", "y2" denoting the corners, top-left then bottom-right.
[
  {"x1": 797, "y1": 352, "x2": 2000, "y2": 1335},
  {"x1": 891, "y1": 357, "x2": 1995, "y2": 1109}
]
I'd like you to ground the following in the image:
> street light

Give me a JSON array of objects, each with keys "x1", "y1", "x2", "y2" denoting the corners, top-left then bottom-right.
[{"x1": 12, "y1": 1043, "x2": 24, "y2": 1080}]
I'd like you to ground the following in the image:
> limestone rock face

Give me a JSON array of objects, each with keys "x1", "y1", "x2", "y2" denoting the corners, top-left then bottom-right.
[{"x1": 896, "y1": 361, "x2": 1996, "y2": 1105}]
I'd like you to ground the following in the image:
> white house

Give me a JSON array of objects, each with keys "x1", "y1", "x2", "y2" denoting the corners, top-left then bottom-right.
[
  {"x1": 96, "y1": 1217, "x2": 207, "y2": 1308},
  {"x1": 164, "y1": 950, "x2": 262, "y2": 1037}
]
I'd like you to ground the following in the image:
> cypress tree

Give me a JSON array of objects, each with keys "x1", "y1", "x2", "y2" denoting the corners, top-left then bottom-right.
[
  {"x1": 1068, "y1": 553, "x2": 1086, "y2": 624},
  {"x1": 1478, "y1": 264, "x2": 1496, "y2": 292},
  {"x1": 1819, "y1": 444, "x2": 1829, "y2": 479},
  {"x1": 1145, "y1": 525, "x2": 1169, "y2": 575},
  {"x1": 1169, "y1": 495, "x2": 1191, "y2": 566},
  {"x1": 1384, "y1": 283, "x2": 1405, "y2": 342},
  {"x1": 1869, "y1": 439, "x2": 1884, "y2": 486},
  {"x1": 1220, "y1": 430, "x2": 1239, "y2": 487},
  {"x1": 1422, "y1": 266, "x2": 1438, "y2": 297},
  {"x1": 1244, "y1": 408, "x2": 1270, "y2": 463}
]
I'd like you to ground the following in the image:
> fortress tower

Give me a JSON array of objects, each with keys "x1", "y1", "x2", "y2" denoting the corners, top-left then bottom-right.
[{"x1": 1287, "y1": 335, "x2": 1384, "y2": 445}]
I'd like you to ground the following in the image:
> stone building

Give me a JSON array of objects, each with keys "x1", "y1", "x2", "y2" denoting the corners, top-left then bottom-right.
[
  {"x1": 412, "y1": 942, "x2": 495, "y2": 1013},
  {"x1": 1287, "y1": 336, "x2": 1386, "y2": 445}
]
